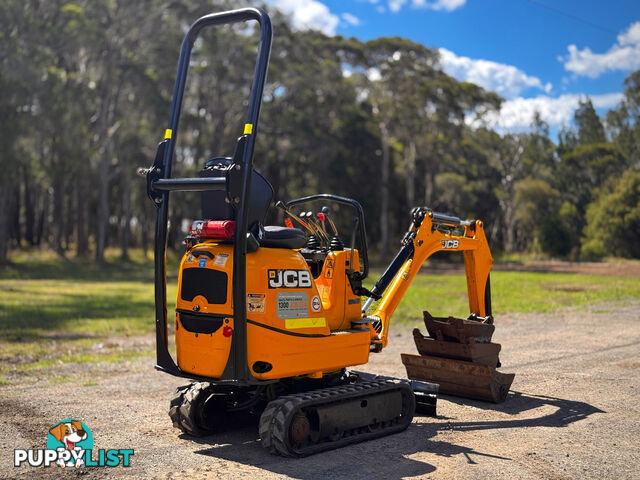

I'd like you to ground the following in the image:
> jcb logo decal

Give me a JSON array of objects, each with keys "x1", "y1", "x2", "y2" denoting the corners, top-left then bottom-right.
[
  {"x1": 268, "y1": 269, "x2": 312, "y2": 289},
  {"x1": 441, "y1": 239, "x2": 459, "y2": 249}
]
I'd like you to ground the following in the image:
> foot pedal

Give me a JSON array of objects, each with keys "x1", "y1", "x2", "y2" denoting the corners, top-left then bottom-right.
[{"x1": 351, "y1": 315, "x2": 382, "y2": 333}]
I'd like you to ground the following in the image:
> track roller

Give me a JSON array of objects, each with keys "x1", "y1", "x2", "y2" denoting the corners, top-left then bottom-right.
[{"x1": 259, "y1": 380, "x2": 415, "y2": 457}]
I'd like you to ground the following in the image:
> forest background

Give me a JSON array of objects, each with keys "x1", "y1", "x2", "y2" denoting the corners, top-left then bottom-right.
[{"x1": 1, "y1": 0, "x2": 639, "y2": 265}]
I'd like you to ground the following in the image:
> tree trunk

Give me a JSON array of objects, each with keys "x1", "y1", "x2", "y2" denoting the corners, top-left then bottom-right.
[
  {"x1": 404, "y1": 141, "x2": 416, "y2": 209},
  {"x1": 65, "y1": 185, "x2": 74, "y2": 249},
  {"x1": 11, "y1": 183, "x2": 21, "y2": 246},
  {"x1": 51, "y1": 142, "x2": 66, "y2": 258},
  {"x1": 35, "y1": 196, "x2": 45, "y2": 246},
  {"x1": 76, "y1": 170, "x2": 89, "y2": 256},
  {"x1": 379, "y1": 122, "x2": 391, "y2": 261},
  {"x1": 52, "y1": 174, "x2": 66, "y2": 256},
  {"x1": 121, "y1": 161, "x2": 131, "y2": 260},
  {"x1": 0, "y1": 180, "x2": 10, "y2": 264},
  {"x1": 424, "y1": 170, "x2": 434, "y2": 206},
  {"x1": 504, "y1": 203, "x2": 515, "y2": 253},
  {"x1": 95, "y1": 141, "x2": 110, "y2": 263},
  {"x1": 24, "y1": 165, "x2": 35, "y2": 246}
]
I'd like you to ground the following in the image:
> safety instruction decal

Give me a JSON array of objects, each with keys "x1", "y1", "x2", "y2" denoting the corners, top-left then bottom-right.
[
  {"x1": 324, "y1": 258, "x2": 334, "y2": 279},
  {"x1": 247, "y1": 294, "x2": 266, "y2": 314}
]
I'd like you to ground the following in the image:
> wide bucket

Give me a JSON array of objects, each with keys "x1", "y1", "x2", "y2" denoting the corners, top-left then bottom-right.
[
  {"x1": 413, "y1": 329, "x2": 501, "y2": 367},
  {"x1": 401, "y1": 353, "x2": 515, "y2": 403},
  {"x1": 423, "y1": 311, "x2": 495, "y2": 344}
]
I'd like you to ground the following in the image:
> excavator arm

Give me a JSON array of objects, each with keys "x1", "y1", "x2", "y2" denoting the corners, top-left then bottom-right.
[{"x1": 364, "y1": 207, "x2": 493, "y2": 349}]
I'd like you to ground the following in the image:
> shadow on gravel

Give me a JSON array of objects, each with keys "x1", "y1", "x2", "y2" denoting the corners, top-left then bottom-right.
[
  {"x1": 439, "y1": 391, "x2": 604, "y2": 430},
  {"x1": 187, "y1": 418, "x2": 511, "y2": 479},
  {"x1": 181, "y1": 392, "x2": 602, "y2": 478}
]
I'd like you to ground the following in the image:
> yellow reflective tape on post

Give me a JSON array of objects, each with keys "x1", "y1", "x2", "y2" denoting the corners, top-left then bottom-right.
[
  {"x1": 285, "y1": 318, "x2": 326, "y2": 329},
  {"x1": 164, "y1": 129, "x2": 172, "y2": 139},
  {"x1": 244, "y1": 123, "x2": 253, "y2": 135}
]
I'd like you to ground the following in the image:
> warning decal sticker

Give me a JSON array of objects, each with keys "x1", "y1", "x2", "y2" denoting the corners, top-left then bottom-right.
[{"x1": 247, "y1": 293, "x2": 266, "y2": 313}]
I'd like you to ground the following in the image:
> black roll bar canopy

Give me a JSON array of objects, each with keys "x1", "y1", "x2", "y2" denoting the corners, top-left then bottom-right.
[{"x1": 148, "y1": 8, "x2": 272, "y2": 383}]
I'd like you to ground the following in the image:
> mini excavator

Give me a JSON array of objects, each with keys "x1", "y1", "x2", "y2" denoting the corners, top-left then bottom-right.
[{"x1": 143, "y1": 8, "x2": 494, "y2": 457}]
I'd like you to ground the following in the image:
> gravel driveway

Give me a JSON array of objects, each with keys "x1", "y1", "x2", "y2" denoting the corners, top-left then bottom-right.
[{"x1": 2, "y1": 300, "x2": 639, "y2": 479}]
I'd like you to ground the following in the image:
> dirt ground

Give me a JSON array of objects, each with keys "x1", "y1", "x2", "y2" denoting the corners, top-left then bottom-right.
[{"x1": 2, "y1": 300, "x2": 639, "y2": 479}]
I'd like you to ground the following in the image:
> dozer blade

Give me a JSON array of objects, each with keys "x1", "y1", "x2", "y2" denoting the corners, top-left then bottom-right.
[
  {"x1": 413, "y1": 329, "x2": 501, "y2": 367},
  {"x1": 423, "y1": 311, "x2": 494, "y2": 344},
  {"x1": 351, "y1": 370, "x2": 438, "y2": 417},
  {"x1": 401, "y1": 353, "x2": 515, "y2": 403}
]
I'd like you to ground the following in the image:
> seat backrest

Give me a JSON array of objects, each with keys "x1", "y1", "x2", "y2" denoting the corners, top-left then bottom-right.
[{"x1": 200, "y1": 157, "x2": 274, "y2": 228}]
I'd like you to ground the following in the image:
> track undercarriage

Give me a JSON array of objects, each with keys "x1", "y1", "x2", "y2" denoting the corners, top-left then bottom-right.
[{"x1": 168, "y1": 371, "x2": 437, "y2": 456}]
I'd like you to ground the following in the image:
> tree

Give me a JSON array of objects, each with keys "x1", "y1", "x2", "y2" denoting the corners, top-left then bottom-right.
[
  {"x1": 582, "y1": 170, "x2": 640, "y2": 258},
  {"x1": 556, "y1": 143, "x2": 628, "y2": 214},
  {"x1": 574, "y1": 98, "x2": 606, "y2": 145},
  {"x1": 512, "y1": 177, "x2": 571, "y2": 255}
]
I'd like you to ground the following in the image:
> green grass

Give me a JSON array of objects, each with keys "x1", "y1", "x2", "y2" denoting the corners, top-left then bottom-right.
[
  {"x1": 386, "y1": 270, "x2": 640, "y2": 322},
  {"x1": 0, "y1": 249, "x2": 178, "y2": 340},
  {"x1": 1, "y1": 249, "x2": 638, "y2": 382},
  {"x1": 0, "y1": 249, "x2": 176, "y2": 382}
]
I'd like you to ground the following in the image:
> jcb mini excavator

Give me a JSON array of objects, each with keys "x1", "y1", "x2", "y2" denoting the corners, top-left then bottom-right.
[{"x1": 143, "y1": 8, "x2": 493, "y2": 457}]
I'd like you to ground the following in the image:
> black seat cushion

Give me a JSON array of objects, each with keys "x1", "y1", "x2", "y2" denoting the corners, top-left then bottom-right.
[{"x1": 260, "y1": 226, "x2": 306, "y2": 249}]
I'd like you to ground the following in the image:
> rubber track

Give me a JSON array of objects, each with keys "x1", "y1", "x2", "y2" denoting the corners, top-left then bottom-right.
[
  {"x1": 168, "y1": 382, "x2": 212, "y2": 436},
  {"x1": 258, "y1": 380, "x2": 415, "y2": 457}
]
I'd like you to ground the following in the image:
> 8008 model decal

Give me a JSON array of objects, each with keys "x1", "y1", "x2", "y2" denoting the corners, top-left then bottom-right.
[{"x1": 268, "y1": 269, "x2": 312, "y2": 289}]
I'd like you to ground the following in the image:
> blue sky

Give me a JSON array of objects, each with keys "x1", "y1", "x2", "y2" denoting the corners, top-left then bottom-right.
[{"x1": 267, "y1": 0, "x2": 640, "y2": 136}]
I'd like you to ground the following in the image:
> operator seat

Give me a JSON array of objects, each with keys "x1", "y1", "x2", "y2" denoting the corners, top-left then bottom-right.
[
  {"x1": 200, "y1": 157, "x2": 306, "y2": 249},
  {"x1": 261, "y1": 225, "x2": 306, "y2": 249}
]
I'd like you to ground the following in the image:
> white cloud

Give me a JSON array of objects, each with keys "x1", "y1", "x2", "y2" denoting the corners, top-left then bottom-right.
[
  {"x1": 472, "y1": 92, "x2": 623, "y2": 131},
  {"x1": 385, "y1": 0, "x2": 465, "y2": 12},
  {"x1": 269, "y1": 0, "x2": 340, "y2": 35},
  {"x1": 389, "y1": 0, "x2": 406, "y2": 12},
  {"x1": 412, "y1": 0, "x2": 466, "y2": 11},
  {"x1": 341, "y1": 12, "x2": 361, "y2": 26},
  {"x1": 563, "y1": 21, "x2": 640, "y2": 78},
  {"x1": 438, "y1": 48, "x2": 550, "y2": 99}
]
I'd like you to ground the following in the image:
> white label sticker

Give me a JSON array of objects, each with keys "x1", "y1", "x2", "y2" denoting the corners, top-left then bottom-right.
[
  {"x1": 276, "y1": 292, "x2": 309, "y2": 319},
  {"x1": 311, "y1": 295, "x2": 322, "y2": 312},
  {"x1": 214, "y1": 253, "x2": 229, "y2": 267}
]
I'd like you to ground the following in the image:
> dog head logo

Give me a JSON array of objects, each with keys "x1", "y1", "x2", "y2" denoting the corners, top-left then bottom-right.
[
  {"x1": 48, "y1": 420, "x2": 88, "y2": 450},
  {"x1": 46, "y1": 419, "x2": 93, "y2": 467}
]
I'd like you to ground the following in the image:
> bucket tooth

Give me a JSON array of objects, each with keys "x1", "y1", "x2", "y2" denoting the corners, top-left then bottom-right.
[{"x1": 401, "y1": 353, "x2": 515, "y2": 403}]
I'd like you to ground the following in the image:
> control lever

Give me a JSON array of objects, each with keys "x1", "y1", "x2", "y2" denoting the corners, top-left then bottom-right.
[
  {"x1": 321, "y1": 206, "x2": 339, "y2": 236},
  {"x1": 303, "y1": 211, "x2": 330, "y2": 244},
  {"x1": 275, "y1": 201, "x2": 316, "y2": 236},
  {"x1": 316, "y1": 212, "x2": 328, "y2": 236}
]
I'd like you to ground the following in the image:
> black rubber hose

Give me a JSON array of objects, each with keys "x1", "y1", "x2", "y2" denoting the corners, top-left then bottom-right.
[{"x1": 369, "y1": 242, "x2": 414, "y2": 299}]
